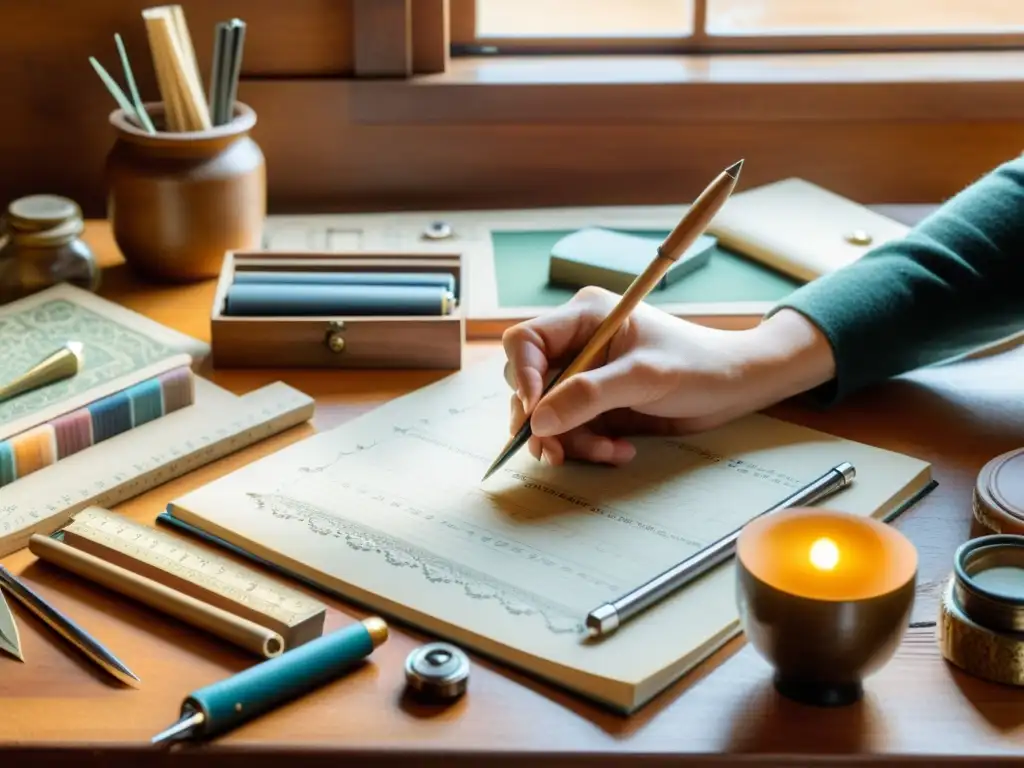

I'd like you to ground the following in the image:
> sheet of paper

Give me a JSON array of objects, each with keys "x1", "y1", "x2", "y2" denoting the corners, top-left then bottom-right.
[{"x1": 169, "y1": 356, "x2": 931, "y2": 710}]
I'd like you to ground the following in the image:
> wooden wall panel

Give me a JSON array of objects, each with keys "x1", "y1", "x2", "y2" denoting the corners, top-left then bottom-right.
[
  {"x1": 241, "y1": 84, "x2": 1019, "y2": 212},
  {"x1": 352, "y1": 0, "x2": 412, "y2": 77},
  {"x1": 0, "y1": 1, "x2": 1020, "y2": 219},
  {"x1": 3, "y1": 77, "x2": 1020, "y2": 219}
]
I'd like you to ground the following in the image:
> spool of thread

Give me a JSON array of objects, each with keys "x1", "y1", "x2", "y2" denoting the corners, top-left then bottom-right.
[
  {"x1": 938, "y1": 534, "x2": 1024, "y2": 686},
  {"x1": 223, "y1": 283, "x2": 454, "y2": 317},
  {"x1": 233, "y1": 270, "x2": 457, "y2": 295}
]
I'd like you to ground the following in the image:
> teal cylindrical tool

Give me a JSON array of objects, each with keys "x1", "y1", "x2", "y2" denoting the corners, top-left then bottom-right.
[
  {"x1": 151, "y1": 617, "x2": 388, "y2": 745},
  {"x1": 233, "y1": 270, "x2": 457, "y2": 294},
  {"x1": 223, "y1": 282, "x2": 455, "y2": 316}
]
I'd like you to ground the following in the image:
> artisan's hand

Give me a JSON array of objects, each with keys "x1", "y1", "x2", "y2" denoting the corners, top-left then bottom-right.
[{"x1": 502, "y1": 286, "x2": 835, "y2": 466}]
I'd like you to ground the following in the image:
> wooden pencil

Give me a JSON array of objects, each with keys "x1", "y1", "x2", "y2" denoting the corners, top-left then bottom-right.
[
  {"x1": 481, "y1": 158, "x2": 745, "y2": 480},
  {"x1": 28, "y1": 534, "x2": 285, "y2": 658}
]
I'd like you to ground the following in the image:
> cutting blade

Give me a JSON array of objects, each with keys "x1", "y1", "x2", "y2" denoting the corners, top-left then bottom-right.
[{"x1": 0, "y1": 588, "x2": 23, "y2": 661}]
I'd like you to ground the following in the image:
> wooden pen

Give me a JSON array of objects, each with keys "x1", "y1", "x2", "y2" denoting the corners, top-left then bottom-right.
[
  {"x1": 482, "y1": 158, "x2": 744, "y2": 480},
  {"x1": 28, "y1": 534, "x2": 285, "y2": 658}
]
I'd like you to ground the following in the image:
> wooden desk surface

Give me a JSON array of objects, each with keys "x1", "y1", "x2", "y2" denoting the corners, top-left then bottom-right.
[{"x1": 3, "y1": 221, "x2": 1024, "y2": 767}]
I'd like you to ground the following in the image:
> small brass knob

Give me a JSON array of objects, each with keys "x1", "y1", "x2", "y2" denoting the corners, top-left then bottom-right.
[
  {"x1": 327, "y1": 334, "x2": 345, "y2": 353},
  {"x1": 325, "y1": 320, "x2": 346, "y2": 353}
]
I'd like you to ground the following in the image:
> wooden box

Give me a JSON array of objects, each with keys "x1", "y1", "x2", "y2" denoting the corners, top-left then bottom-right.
[{"x1": 210, "y1": 249, "x2": 464, "y2": 369}]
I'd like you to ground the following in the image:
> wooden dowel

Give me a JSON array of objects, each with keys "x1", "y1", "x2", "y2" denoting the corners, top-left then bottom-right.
[
  {"x1": 166, "y1": 4, "x2": 212, "y2": 129},
  {"x1": 143, "y1": 9, "x2": 185, "y2": 130},
  {"x1": 143, "y1": 5, "x2": 211, "y2": 131},
  {"x1": 28, "y1": 534, "x2": 285, "y2": 658},
  {"x1": 158, "y1": 17, "x2": 202, "y2": 130}
]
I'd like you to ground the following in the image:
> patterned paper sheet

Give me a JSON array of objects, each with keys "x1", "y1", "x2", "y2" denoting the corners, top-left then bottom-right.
[{"x1": 0, "y1": 298, "x2": 179, "y2": 429}]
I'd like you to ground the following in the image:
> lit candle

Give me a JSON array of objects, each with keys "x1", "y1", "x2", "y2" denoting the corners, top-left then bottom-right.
[{"x1": 735, "y1": 507, "x2": 918, "y2": 706}]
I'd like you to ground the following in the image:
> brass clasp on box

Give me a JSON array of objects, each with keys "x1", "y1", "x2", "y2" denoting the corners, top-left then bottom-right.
[{"x1": 324, "y1": 321, "x2": 346, "y2": 353}]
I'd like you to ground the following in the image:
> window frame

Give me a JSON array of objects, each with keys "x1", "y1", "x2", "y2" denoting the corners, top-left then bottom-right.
[{"x1": 448, "y1": 0, "x2": 1024, "y2": 54}]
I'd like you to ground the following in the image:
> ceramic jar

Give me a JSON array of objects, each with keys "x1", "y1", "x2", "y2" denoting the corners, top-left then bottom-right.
[{"x1": 105, "y1": 101, "x2": 265, "y2": 282}]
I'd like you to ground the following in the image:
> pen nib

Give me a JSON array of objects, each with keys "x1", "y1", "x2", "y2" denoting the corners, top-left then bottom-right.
[
  {"x1": 725, "y1": 159, "x2": 744, "y2": 179},
  {"x1": 151, "y1": 711, "x2": 205, "y2": 745}
]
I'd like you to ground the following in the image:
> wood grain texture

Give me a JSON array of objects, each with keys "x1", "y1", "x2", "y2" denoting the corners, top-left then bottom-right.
[
  {"x1": 0, "y1": 0, "x2": 1020, "y2": 218},
  {"x1": 2, "y1": 220, "x2": 1024, "y2": 764},
  {"x1": 412, "y1": 0, "x2": 450, "y2": 74},
  {"x1": 352, "y1": 0, "x2": 412, "y2": 77},
  {"x1": 6, "y1": 74, "x2": 1018, "y2": 220}
]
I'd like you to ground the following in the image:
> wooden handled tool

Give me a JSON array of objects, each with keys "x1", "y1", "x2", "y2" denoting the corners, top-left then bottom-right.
[{"x1": 481, "y1": 159, "x2": 745, "y2": 481}]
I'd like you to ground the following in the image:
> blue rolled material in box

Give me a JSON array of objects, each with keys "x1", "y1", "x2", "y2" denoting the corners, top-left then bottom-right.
[
  {"x1": 234, "y1": 270, "x2": 457, "y2": 295},
  {"x1": 223, "y1": 282, "x2": 454, "y2": 316}
]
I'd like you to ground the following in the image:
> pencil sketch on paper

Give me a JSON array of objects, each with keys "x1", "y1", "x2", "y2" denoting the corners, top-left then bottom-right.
[
  {"x1": 220, "y1": 382, "x2": 793, "y2": 638},
  {"x1": 245, "y1": 491, "x2": 586, "y2": 635}
]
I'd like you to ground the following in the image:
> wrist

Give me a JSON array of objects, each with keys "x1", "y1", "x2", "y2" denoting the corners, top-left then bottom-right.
[{"x1": 732, "y1": 308, "x2": 837, "y2": 406}]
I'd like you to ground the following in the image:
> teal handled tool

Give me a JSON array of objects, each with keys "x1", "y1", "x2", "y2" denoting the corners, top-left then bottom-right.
[{"x1": 151, "y1": 616, "x2": 388, "y2": 744}]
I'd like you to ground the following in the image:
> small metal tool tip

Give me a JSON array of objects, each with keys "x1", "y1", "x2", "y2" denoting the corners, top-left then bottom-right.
[
  {"x1": 585, "y1": 603, "x2": 619, "y2": 637},
  {"x1": 725, "y1": 159, "x2": 744, "y2": 178},
  {"x1": 119, "y1": 667, "x2": 143, "y2": 688},
  {"x1": 151, "y1": 711, "x2": 205, "y2": 745},
  {"x1": 0, "y1": 639, "x2": 23, "y2": 662}
]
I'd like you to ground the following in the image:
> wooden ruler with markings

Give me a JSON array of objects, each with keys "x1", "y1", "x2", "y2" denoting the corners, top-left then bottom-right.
[
  {"x1": 0, "y1": 378, "x2": 315, "y2": 558},
  {"x1": 57, "y1": 506, "x2": 326, "y2": 648}
]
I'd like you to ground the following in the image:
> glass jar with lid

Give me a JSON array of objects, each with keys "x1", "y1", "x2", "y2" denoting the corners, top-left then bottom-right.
[{"x1": 0, "y1": 194, "x2": 100, "y2": 304}]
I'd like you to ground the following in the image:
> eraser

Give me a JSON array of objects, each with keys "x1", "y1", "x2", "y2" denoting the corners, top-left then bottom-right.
[{"x1": 548, "y1": 227, "x2": 715, "y2": 293}]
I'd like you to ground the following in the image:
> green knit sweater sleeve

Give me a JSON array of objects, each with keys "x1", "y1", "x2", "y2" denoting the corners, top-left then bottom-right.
[{"x1": 769, "y1": 154, "x2": 1024, "y2": 406}]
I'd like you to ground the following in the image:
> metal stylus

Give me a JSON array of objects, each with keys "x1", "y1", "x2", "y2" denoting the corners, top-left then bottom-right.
[{"x1": 585, "y1": 461, "x2": 856, "y2": 637}]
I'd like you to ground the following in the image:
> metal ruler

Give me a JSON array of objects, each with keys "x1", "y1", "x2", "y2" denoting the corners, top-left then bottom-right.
[
  {"x1": 0, "y1": 378, "x2": 315, "y2": 558},
  {"x1": 59, "y1": 506, "x2": 326, "y2": 645}
]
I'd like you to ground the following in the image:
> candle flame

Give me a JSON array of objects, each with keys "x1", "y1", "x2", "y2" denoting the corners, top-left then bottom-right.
[{"x1": 809, "y1": 537, "x2": 839, "y2": 571}]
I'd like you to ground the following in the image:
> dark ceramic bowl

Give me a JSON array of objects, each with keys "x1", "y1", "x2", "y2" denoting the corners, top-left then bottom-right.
[{"x1": 736, "y1": 507, "x2": 917, "y2": 706}]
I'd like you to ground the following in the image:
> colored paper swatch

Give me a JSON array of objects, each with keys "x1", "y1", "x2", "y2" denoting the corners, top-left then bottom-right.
[{"x1": 0, "y1": 365, "x2": 195, "y2": 488}]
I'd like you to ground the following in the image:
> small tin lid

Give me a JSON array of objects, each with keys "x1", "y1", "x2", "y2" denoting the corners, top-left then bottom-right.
[
  {"x1": 973, "y1": 448, "x2": 1024, "y2": 535},
  {"x1": 404, "y1": 642, "x2": 470, "y2": 701},
  {"x1": 953, "y1": 534, "x2": 1024, "y2": 633},
  {"x1": 7, "y1": 195, "x2": 81, "y2": 232}
]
